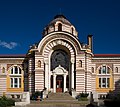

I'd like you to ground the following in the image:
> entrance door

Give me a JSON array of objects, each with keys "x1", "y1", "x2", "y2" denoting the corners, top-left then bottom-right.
[{"x1": 56, "y1": 75, "x2": 63, "y2": 92}]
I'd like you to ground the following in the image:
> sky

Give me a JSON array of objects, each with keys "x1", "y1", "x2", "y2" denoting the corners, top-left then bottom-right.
[{"x1": 0, "y1": 0, "x2": 120, "y2": 54}]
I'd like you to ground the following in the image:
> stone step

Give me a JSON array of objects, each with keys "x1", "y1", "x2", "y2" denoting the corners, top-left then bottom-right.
[
  {"x1": 26, "y1": 101, "x2": 88, "y2": 107},
  {"x1": 24, "y1": 93, "x2": 89, "y2": 107},
  {"x1": 26, "y1": 104, "x2": 86, "y2": 107},
  {"x1": 44, "y1": 92, "x2": 76, "y2": 101}
]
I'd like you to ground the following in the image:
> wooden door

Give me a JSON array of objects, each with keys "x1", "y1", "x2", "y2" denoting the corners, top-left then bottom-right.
[{"x1": 56, "y1": 75, "x2": 63, "y2": 92}]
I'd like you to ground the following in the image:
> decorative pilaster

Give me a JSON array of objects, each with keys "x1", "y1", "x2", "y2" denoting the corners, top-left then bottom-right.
[
  {"x1": 71, "y1": 58, "x2": 75, "y2": 89},
  {"x1": 44, "y1": 59, "x2": 49, "y2": 89}
]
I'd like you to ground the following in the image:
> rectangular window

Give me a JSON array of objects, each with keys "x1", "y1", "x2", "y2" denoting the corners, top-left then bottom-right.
[
  {"x1": 99, "y1": 77, "x2": 110, "y2": 88},
  {"x1": 14, "y1": 78, "x2": 18, "y2": 88},
  {"x1": 102, "y1": 78, "x2": 106, "y2": 87},
  {"x1": 19, "y1": 78, "x2": 21, "y2": 88},
  {"x1": 10, "y1": 78, "x2": 13, "y2": 88},
  {"x1": 10, "y1": 77, "x2": 21, "y2": 88},
  {"x1": 99, "y1": 78, "x2": 101, "y2": 88},
  {"x1": 107, "y1": 78, "x2": 110, "y2": 88}
]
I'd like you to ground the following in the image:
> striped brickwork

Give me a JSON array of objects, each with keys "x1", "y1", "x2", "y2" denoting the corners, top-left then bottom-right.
[
  {"x1": 28, "y1": 57, "x2": 35, "y2": 93},
  {"x1": 76, "y1": 54, "x2": 85, "y2": 93},
  {"x1": 0, "y1": 75, "x2": 7, "y2": 96},
  {"x1": 34, "y1": 53, "x2": 44, "y2": 91}
]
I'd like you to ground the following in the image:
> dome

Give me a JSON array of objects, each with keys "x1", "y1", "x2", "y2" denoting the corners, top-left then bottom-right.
[
  {"x1": 42, "y1": 14, "x2": 78, "y2": 37},
  {"x1": 48, "y1": 14, "x2": 72, "y2": 26}
]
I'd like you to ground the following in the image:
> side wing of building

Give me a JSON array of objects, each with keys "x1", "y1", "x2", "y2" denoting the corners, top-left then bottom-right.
[
  {"x1": 0, "y1": 55, "x2": 28, "y2": 98},
  {"x1": 91, "y1": 54, "x2": 120, "y2": 99}
]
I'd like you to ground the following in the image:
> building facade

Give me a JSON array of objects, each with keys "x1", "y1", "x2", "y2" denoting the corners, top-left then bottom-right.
[{"x1": 0, "y1": 15, "x2": 120, "y2": 99}]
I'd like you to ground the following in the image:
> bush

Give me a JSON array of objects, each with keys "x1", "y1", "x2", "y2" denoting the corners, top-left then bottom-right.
[
  {"x1": 80, "y1": 92, "x2": 89, "y2": 98},
  {"x1": 76, "y1": 92, "x2": 89, "y2": 101},
  {"x1": 30, "y1": 91, "x2": 42, "y2": 100},
  {"x1": 0, "y1": 96, "x2": 15, "y2": 107}
]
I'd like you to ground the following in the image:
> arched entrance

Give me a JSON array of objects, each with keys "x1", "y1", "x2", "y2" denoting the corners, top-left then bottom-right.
[
  {"x1": 51, "y1": 48, "x2": 70, "y2": 93},
  {"x1": 41, "y1": 39, "x2": 76, "y2": 93},
  {"x1": 56, "y1": 75, "x2": 63, "y2": 92}
]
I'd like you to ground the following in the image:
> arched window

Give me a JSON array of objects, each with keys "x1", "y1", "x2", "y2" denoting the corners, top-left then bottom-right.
[
  {"x1": 2, "y1": 67, "x2": 5, "y2": 73},
  {"x1": 115, "y1": 67, "x2": 118, "y2": 73},
  {"x1": 38, "y1": 60, "x2": 41, "y2": 68},
  {"x1": 92, "y1": 67, "x2": 94, "y2": 73},
  {"x1": 51, "y1": 49, "x2": 69, "y2": 71},
  {"x1": 79, "y1": 60, "x2": 82, "y2": 67},
  {"x1": 97, "y1": 65, "x2": 111, "y2": 89},
  {"x1": 10, "y1": 66, "x2": 22, "y2": 74},
  {"x1": 98, "y1": 65, "x2": 110, "y2": 74},
  {"x1": 10, "y1": 66, "x2": 22, "y2": 88},
  {"x1": 58, "y1": 23, "x2": 62, "y2": 31}
]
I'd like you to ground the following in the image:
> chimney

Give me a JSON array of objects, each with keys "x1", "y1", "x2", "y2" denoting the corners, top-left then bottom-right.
[{"x1": 87, "y1": 35, "x2": 93, "y2": 52}]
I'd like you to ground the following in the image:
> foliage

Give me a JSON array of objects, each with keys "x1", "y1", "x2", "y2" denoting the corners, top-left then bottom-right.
[
  {"x1": 80, "y1": 92, "x2": 89, "y2": 98},
  {"x1": 30, "y1": 91, "x2": 42, "y2": 100},
  {"x1": 0, "y1": 96, "x2": 15, "y2": 107},
  {"x1": 76, "y1": 92, "x2": 89, "y2": 101}
]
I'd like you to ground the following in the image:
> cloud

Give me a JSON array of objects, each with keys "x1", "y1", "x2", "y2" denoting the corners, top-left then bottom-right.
[{"x1": 0, "y1": 40, "x2": 18, "y2": 49}]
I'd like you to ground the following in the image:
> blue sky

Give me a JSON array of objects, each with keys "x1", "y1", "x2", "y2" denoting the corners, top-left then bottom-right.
[{"x1": 0, "y1": 0, "x2": 120, "y2": 54}]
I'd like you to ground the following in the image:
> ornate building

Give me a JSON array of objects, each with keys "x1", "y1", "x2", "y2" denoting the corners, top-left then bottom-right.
[{"x1": 0, "y1": 15, "x2": 120, "y2": 99}]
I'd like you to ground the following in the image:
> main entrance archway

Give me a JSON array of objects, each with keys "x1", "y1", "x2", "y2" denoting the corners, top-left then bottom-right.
[{"x1": 42, "y1": 38, "x2": 76, "y2": 93}]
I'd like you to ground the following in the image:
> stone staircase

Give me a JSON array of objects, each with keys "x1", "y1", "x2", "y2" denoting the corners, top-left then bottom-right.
[
  {"x1": 44, "y1": 92, "x2": 76, "y2": 102},
  {"x1": 25, "y1": 93, "x2": 89, "y2": 107}
]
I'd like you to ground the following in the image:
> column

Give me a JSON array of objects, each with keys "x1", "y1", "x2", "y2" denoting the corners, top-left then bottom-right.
[
  {"x1": 45, "y1": 60, "x2": 49, "y2": 90},
  {"x1": 71, "y1": 58, "x2": 75, "y2": 89},
  {"x1": 64, "y1": 74, "x2": 66, "y2": 92},
  {"x1": 53, "y1": 74, "x2": 56, "y2": 93}
]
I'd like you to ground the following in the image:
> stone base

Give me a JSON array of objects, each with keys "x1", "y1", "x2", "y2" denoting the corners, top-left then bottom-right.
[{"x1": 15, "y1": 102, "x2": 30, "y2": 106}]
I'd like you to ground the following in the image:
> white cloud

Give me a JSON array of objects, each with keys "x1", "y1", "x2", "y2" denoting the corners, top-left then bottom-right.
[{"x1": 0, "y1": 40, "x2": 18, "y2": 49}]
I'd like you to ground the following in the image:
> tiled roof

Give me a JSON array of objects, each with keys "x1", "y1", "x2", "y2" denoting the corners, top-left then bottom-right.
[
  {"x1": 0, "y1": 54, "x2": 26, "y2": 58},
  {"x1": 94, "y1": 54, "x2": 120, "y2": 57}
]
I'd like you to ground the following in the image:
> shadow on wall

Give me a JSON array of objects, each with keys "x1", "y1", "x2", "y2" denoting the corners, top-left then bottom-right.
[{"x1": 104, "y1": 79, "x2": 120, "y2": 107}]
